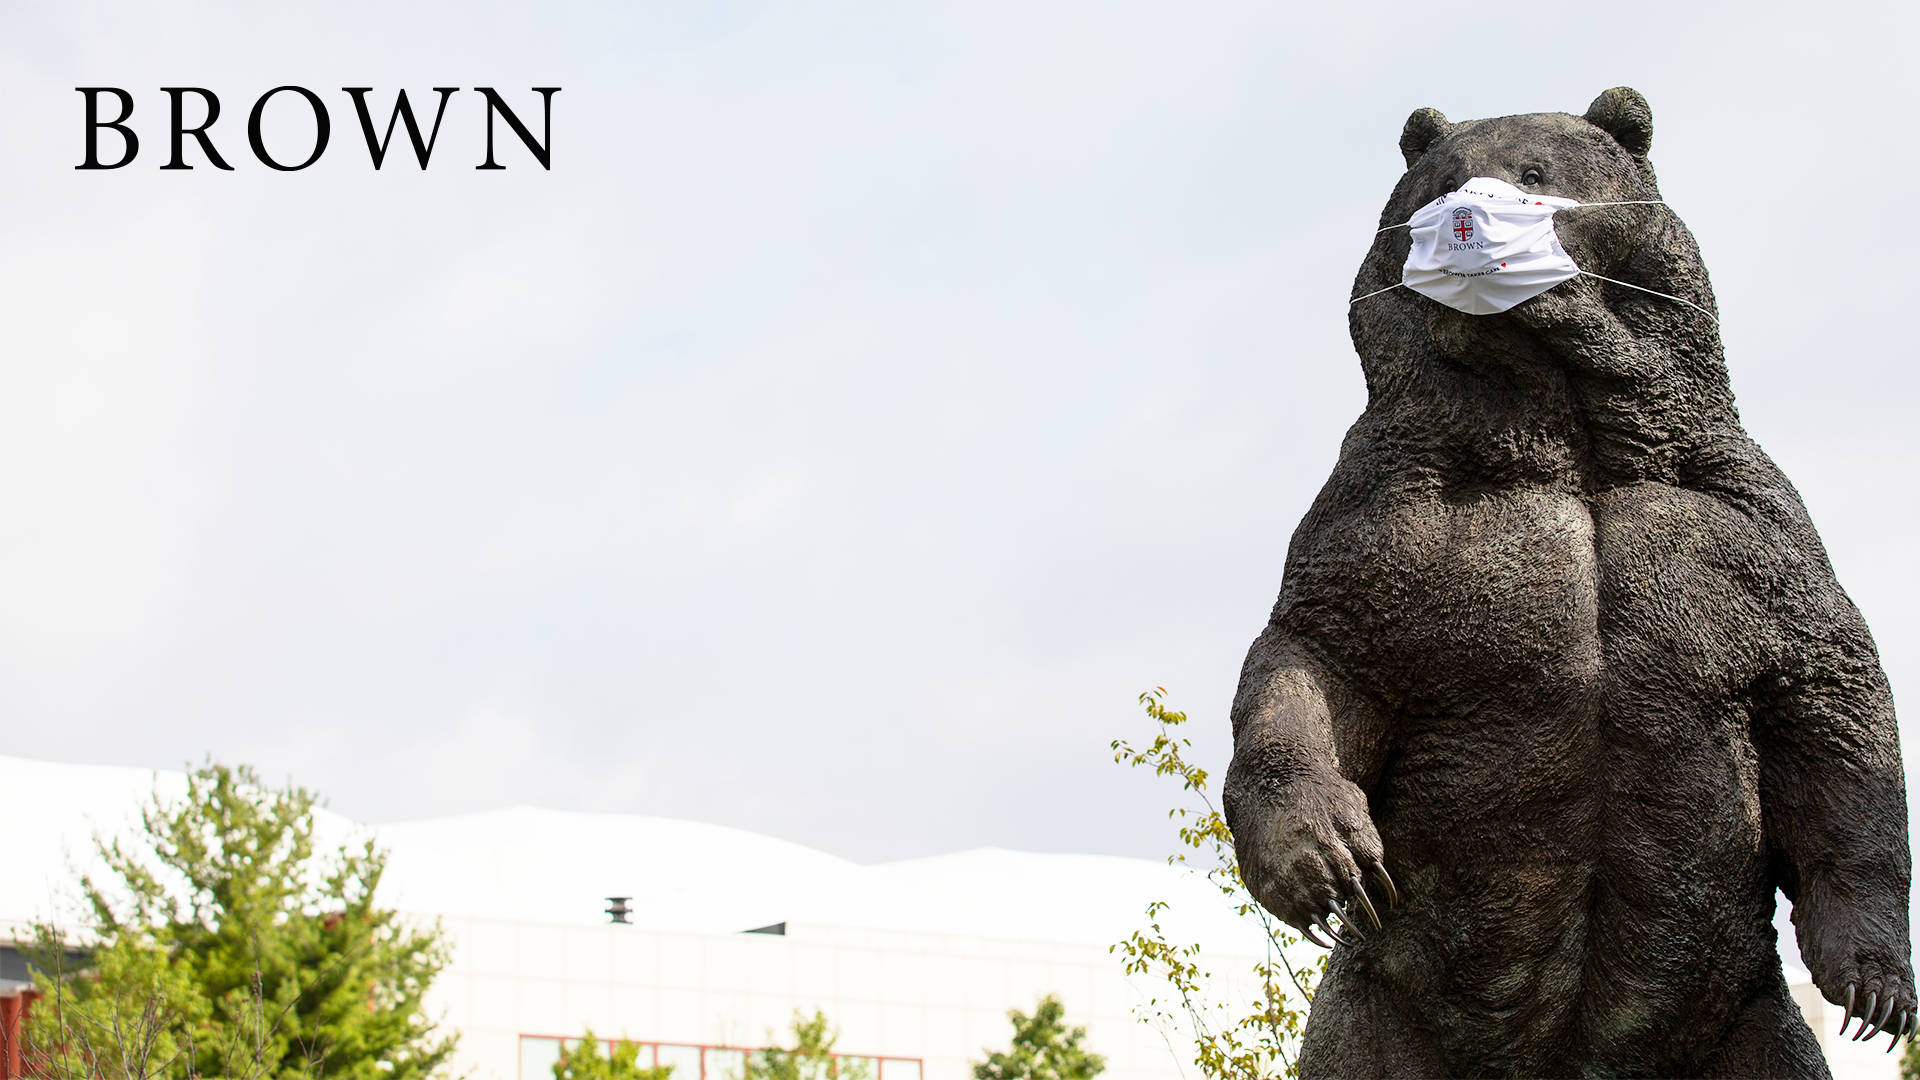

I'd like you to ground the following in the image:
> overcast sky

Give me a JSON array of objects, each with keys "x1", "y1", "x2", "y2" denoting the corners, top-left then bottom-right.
[{"x1": 0, "y1": 1, "x2": 1914, "y2": 866}]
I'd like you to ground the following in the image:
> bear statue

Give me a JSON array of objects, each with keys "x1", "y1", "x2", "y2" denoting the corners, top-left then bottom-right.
[{"x1": 1223, "y1": 87, "x2": 1912, "y2": 1077}]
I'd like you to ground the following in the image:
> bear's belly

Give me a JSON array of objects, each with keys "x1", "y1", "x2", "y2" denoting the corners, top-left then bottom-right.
[{"x1": 1300, "y1": 480, "x2": 1782, "y2": 1065}]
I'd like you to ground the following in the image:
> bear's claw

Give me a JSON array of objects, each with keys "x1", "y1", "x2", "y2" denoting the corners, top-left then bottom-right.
[
  {"x1": 1351, "y1": 887, "x2": 1383, "y2": 930},
  {"x1": 1868, "y1": 993, "x2": 1896, "y2": 1041},
  {"x1": 1370, "y1": 862, "x2": 1400, "y2": 908},
  {"x1": 1855, "y1": 991, "x2": 1877, "y2": 1040},
  {"x1": 1315, "y1": 915, "x2": 1355, "y2": 948},
  {"x1": 1843, "y1": 984, "x2": 1913, "y2": 1044},
  {"x1": 1226, "y1": 764, "x2": 1399, "y2": 953},
  {"x1": 1331, "y1": 900, "x2": 1367, "y2": 939},
  {"x1": 1801, "y1": 891, "x2": 1915, "y2": 1048}
]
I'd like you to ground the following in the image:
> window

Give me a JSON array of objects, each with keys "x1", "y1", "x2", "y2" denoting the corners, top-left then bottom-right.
[
  {"x1": 520, "y1": 1035, "x2": 923, "y2": 1080},
  {"x1": 657, "y1": 1043, "x2": 704, "y2": 1078},
  {"x1": 520, "y1": 1036, "x2": 564, "y2": 1080},
  {"x1": 705, "y1": 1047, "x2": 747, "y2": 1080}
]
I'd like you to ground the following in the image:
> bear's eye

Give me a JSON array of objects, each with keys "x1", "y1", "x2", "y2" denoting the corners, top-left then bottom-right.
[{"x1": 1520, "y1": 167, "x2": 1545, "y2": 187}]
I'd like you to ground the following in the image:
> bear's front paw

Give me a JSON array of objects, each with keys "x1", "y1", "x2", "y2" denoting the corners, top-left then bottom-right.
[
  {"x1": 1795, "y1": 886, "x2": 1917, "y2": 1050},
  {"x1": 1224, "y1": 764, "x2": 1395, "y2": 950}
]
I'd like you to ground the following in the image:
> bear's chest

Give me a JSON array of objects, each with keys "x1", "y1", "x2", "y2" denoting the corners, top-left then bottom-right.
[
  {"x1": 1284, "y1": 478, "x2": 1774, "y2": 705},
  {"x1": 1286, "y1": 482, "x2": 1603, "y2": 705},
  {"x1": 1587, "y1": 480, "x2": 1779, "y2": 683}
]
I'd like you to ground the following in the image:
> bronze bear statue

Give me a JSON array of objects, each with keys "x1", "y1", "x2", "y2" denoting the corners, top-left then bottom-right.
[{"x1": 1225, "y1": 87, "x2": 1912, "y2": 1077}]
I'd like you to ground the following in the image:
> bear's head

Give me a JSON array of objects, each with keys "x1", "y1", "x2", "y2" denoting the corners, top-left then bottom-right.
[{"x1": 1349, "y1": 88, "x2": 1724, "y2": 405}]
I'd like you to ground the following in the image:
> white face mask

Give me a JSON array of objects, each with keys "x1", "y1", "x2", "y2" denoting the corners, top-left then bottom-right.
[
  {"x1": 1402, "y1": 177, "x2": 1578, "y2": 314},
  {"x1": 1353, "y1": 177, "x2": 1715, "y2": 321}
]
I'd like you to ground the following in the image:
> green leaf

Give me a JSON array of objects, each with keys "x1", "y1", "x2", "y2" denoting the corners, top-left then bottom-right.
[{"x1": 23, "y1": 760, "x2": 458, "y2": 1080}]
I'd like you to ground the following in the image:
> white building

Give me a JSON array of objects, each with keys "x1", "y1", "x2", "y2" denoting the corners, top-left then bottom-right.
[{"x1": 0, "y1": 755, "x2": 1899, "y2": 1080}]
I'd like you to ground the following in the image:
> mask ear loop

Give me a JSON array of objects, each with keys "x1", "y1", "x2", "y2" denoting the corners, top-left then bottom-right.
[
  {"x1": 1562, "y1": 200, "x2": 1668, "y2": 211},
  {"x1": 1350, "y1": 282, "x2": 1405, "y2": 305},
  {"x1": 1556, "y1": 201, "x2": 1719, "y2": 322},
  {"x1": 1576, "y1": 271, "x2": 1719, "y2": 323},
  {"x1": 1356, "y1": 201, "x2": 1718, "y2": 321},
  {"x1": 1353, "y1": 220, "x2": 1416, "y2": 302}
]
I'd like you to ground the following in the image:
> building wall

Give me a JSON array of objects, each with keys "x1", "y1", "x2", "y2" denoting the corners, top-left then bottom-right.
[
  {"x1": 420, "y1": 915, "x2": 1903, "y2": 1080},
  {"x1": 420, "y1": 916, "x2": 1264, "y2": 1080}
]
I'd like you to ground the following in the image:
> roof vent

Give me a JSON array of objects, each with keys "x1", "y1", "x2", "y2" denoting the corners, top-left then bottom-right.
[{"x1": 606, "y1": 897, "x2": 632, "y2": 925}]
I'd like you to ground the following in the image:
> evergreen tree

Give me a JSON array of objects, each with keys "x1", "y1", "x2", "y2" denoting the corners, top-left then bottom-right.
[
  {"x1": 553, "y1": 1030, "x2": 674, "y2": 1080},
  {"x1": 972, "y1": 995, "x2": 1105, "y2": 1080},
  {"x1": 22, "y1": 762, "x2": 457, "y2": 1079}
]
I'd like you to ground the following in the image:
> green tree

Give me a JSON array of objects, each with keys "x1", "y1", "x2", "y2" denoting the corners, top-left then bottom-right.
[
  {"x1": 553, "y1": 1030, "x2": 674, "y2": 1080},
  {"x1": 741, "y1": 1011, "x2": 870, "y2": 1080},
  {"x1": 972, "y1": 995, "x2": 1105, "y2": 1080},
  {"x1": 1111, "y1": 688, "x2": 1322, "y2": 1079},
  {"x1": 22, "y1": 761, "x2": 458, "y2": 1080}
]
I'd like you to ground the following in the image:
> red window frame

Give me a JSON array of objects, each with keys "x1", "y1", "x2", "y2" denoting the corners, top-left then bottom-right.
[{"x1": 520, "y1": 1033, "x2": 924, "y2": 1080}]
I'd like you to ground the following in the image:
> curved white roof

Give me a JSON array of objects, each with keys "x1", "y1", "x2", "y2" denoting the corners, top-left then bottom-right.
[
  {"x1": 0, "y1": 753, "x2": 1809, "y2": 978},
  {"x1": 375, "y1": 805, "x2": 860, "y2": 933},
  {"x1": 0, "y1": 755, "x2": 1269, "y2": 957},
  {"x1": 0, "y1": 755, "x2": 364, "y2": 933}
]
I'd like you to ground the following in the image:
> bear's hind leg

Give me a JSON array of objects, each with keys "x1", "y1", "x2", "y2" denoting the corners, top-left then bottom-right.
[
  {"x1": 1296, "y1": 955, "x2": 1441, "y2": 1079},
  {"x1": 1697, "y1": 974, "x2": 1830, "y2": 1079}
]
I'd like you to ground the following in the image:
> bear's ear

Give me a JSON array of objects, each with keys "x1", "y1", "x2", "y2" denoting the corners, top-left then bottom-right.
[
  {"x1": 1399, "y1": 107, "x2": 1450, "y2": 169},
  {"x1": 1584, "y1": 87, "x2": 1653, "y2": 156}
]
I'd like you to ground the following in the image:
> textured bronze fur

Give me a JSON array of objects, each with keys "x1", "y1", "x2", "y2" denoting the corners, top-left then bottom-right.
[{"x1": 1225, "y1": 88, "x2": 1912, "y2": 1077}]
